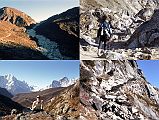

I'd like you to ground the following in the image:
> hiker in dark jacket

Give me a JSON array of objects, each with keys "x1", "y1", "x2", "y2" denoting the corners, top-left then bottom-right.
[{"x1": 97, "y1": 15, "x2": 112, "y2": 56}]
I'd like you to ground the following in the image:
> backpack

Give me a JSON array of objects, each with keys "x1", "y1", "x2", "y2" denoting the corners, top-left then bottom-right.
[{"x1": 97, "y1": 21, "x2": 112, "y2": 38}]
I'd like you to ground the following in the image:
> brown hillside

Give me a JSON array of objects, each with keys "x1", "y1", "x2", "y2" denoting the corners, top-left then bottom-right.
[{"x1": 12, "y1": 87, "x2": 65, "y2": 108}]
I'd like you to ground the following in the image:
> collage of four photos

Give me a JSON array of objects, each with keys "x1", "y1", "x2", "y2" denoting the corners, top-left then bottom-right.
[{"x1": 0, "y1": 0, "x2": 159, "y2": 120}]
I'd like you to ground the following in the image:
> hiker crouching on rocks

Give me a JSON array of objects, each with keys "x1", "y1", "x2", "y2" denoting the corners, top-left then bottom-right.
[
  {"x1": 97, "y1": 15, "x2": 112, "y2": 56},
  {"x1": 31, "y1": 95, "x2": 44, "y2": 113}
]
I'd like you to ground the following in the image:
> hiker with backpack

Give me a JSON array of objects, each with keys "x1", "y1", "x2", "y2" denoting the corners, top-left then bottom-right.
[
  {"x1": 31, "y1": 95, "x2": 44, "y2": 113},
  {"x1": 97, "y1": 15, "x2": 112, "y2": 56}
]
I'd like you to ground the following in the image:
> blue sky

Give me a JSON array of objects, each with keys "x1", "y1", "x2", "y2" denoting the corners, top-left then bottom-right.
[
  {"x1": 0, "y1": 60, "x2": 79, "y2": 89},
  {"x1": 0, "y1": 0, "x2": 79, "y2": 22},
  {"x1": 137, "y1": 60, "x2": 159, "y2": 88}
]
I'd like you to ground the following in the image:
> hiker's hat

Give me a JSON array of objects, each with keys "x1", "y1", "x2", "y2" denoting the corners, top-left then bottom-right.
[{"x1": 37, "y1": 95, "x2": 40, "y2": 98}]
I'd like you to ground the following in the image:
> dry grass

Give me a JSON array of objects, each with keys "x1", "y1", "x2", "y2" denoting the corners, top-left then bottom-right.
[
  {"x1": 0, "y1": 21, "x2": 47, "y2": 59},
  {"x1": 0, "y1": 21, "x2": 38, "y2": 50},
  {"x1": 13, "y1": 88, "x2": 64, "y2": 108},
  {"x1": 44, "y1": 83, "x2": 80, "y2": 119}
]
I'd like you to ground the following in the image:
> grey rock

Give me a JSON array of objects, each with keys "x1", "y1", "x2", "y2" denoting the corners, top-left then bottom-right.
[{"x1": 80, "y1": 60, "x2": 159, "y2": 120}]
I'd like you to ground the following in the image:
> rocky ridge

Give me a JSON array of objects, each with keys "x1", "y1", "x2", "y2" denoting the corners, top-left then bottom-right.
[
  {"x1": 0, "y1": 7, "x2": 36, "y2": 27},
  {"x1": 80, "y1": 60, "x2": 159, "y2": 120},
  {"x1": 45, "y1": 82, "x2": 80, "y2": 120},
  {"x1": 12, "y1": 87, "x2": 65, "y2": 108},
  {"x1": 0, "y1": 20, "x2": 47, "y2": 59}
]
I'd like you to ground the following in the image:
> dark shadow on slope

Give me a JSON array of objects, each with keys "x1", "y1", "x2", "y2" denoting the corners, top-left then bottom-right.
[
  {"x1": 0, "y1": 95, "x2": 24, "y2": 116},
  {"x1": 0, "y1": 45, "x2": 48, "y2": 60},
  {"x1": 35, "y1": 7, "x2": 79, "y2": 60},
  {"x1": 126, "y1": 9, "x2": 159, "y2": 49},
  {"x1": 0, "y1": 87, "x2": 13, "y2": 98}
]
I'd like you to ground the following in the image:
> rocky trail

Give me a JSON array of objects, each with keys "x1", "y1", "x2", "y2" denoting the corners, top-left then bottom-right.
[
  {"x1": 80, "y1": 0, "x2": 159, "y2": 60},
  {"x1": 80, "y1": 41, "x2": 159, "y2": 60}
]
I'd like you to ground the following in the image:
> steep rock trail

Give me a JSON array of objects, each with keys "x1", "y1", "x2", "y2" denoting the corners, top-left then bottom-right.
[
  {"x1": 80, "y1": 0, "x2": 159, "y2": 60},
  {"x1": 80, "y1": 60, "x2": 159, "y2": 120}
]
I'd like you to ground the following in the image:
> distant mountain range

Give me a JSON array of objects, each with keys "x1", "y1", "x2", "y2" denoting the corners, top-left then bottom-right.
[
  {"x1": 12, "y1": 81, "x2": 80, "y2": 120},
  {"x1": 0, "y1": 6, "x2": 79, "y2": 60},
  {"x1": 0, "y1": 74, "x2": 77, "y2": 95},
  {"x1": 0, "y1": 76, "x2": 79, "y2": 119}
]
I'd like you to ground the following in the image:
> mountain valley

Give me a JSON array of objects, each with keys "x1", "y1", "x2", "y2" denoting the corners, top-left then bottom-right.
[{"x1": 0, "y1": 6, "x2": 79, "y2": 60}]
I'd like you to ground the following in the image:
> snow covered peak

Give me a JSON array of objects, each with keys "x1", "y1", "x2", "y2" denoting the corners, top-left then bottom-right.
[
  {"x1": 51, "y1": 80, "x2": 61, "y2": 88},
  {"x1": 60, "y1": 77, "x2": 69, "y2": 81},
  {"x1": 59, "y1": 77, "x2": 69, "y2": 87},
  {"x1": 0, "y1": 74, "x2": 33, "y2": 95},
  {"x1": 4, "y1": 74, "x2": 16, "y2": 81},
  {"x1": 51, "y1": 77, "x2": 76, "y2": 88}
]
